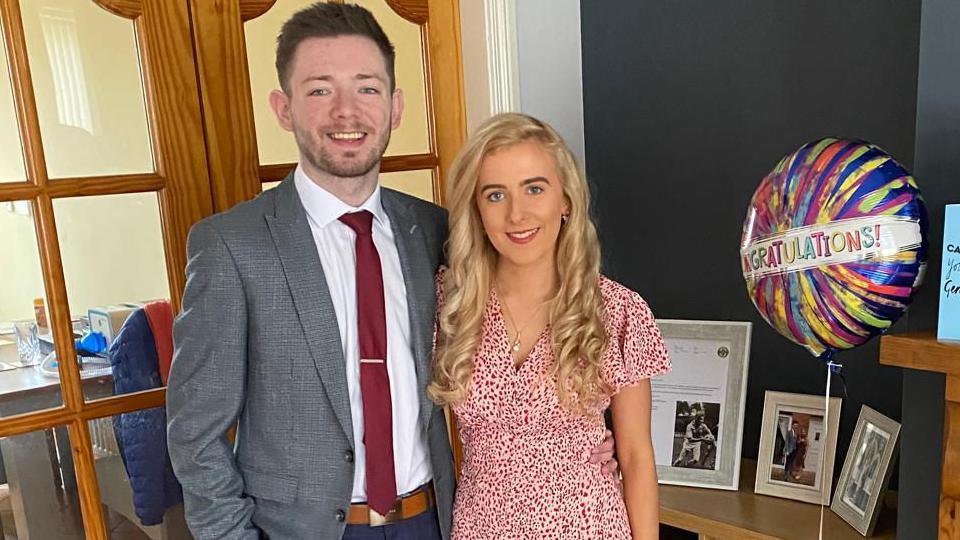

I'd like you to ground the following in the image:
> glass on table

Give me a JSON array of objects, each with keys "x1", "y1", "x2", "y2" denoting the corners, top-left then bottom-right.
[{"x1": 13, "y1": 319, "x2": 41, "y2": 366}]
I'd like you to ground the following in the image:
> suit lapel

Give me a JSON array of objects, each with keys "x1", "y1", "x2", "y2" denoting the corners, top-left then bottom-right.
[
  {"x1": 265, "y1": 177, "x2": 354, "y2": 447},
  {"x1": 382, "y1": 190, "x2": 436, "y2": 431}
]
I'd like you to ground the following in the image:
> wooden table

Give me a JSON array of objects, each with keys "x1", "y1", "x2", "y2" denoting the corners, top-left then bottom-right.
[
  {"x1": 879, "y1": 332, "x2": 960, "y2": 540},
  {"x1": 659, "y1": 459, "x2": 896, "y2": 539}
]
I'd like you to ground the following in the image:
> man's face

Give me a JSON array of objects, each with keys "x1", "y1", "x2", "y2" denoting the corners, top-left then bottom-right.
[
  {"x1": 694, "y1": 415, "x2": 703, "y2": 425},
  {"x1": 269, "y1": 35, "x2": 403, "y2": 179}
]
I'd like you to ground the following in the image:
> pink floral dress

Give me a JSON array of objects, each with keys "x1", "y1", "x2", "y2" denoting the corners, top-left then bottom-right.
[{"x1": 439, "y1": 271, "x2": 671, "y2": 539}]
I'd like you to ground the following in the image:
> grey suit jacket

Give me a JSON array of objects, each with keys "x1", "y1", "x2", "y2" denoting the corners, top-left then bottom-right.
[{"x1": 166, "y1": 176, "x2": 454, "y2": 540}]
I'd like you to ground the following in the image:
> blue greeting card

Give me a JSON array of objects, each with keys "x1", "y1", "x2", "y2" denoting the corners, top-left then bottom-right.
[{"x1": 939, "y1": 204, "x2": 960, "y2": 341}]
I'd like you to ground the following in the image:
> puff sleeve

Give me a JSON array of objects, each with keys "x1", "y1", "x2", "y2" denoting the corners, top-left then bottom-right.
[{"x1": 604, "y1": 285, "x2": 672, "y2": 392}]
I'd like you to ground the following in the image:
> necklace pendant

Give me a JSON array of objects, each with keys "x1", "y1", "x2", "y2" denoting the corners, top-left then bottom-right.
[{"x1": 512, "y1": 338, "x2": 521, "y2": 352}]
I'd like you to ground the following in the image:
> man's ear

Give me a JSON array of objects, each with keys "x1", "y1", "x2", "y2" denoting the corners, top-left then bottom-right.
[
  {"x1": 391, "y1": 88, "x2": 404, "y2": 130},
  {"x1": 269, "y1": 89, "x2": 294, "y2": 132}
]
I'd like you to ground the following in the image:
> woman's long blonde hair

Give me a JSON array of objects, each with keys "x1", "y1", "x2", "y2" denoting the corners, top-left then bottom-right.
[{"x1": 428, "y1": 113, "x2": 609, "y2": 414}]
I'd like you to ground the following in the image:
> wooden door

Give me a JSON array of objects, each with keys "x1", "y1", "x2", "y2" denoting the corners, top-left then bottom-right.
[
  {"x1": 0, "y1": 0, "x2": 211, "y2": 537},
  {"x1": 0, "y1": 1, "x2": 466, "y2": 537}
]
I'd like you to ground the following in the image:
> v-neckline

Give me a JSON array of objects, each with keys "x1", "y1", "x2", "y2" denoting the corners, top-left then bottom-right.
[{"x1": 491, "y1": 288, "x2": 550, "y2": 373}]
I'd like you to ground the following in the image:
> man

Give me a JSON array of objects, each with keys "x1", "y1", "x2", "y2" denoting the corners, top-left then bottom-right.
[
  {"x1": 673, "y1": 411, "x2": 714, "y2": 467},
  {"x1": 783, "y1": 420, "x2": 800, "y2": 481},
  {"x1": 167, "y1": 4, "x2": 614, "y2": 539}
]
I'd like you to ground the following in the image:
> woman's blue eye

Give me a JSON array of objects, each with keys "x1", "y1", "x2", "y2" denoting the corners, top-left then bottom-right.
[
  {"x1": 528, "y1": 185, "x2": 544, "y2": 195},
  {"x1": 486, "y1": 192, "x2": 504, "y2": 202}
]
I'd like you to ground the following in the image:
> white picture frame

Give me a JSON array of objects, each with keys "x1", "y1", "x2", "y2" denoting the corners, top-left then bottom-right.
[
  {"x1": 831, "y1": 405, "x2": 900, "y2": 536},
  {"x1": 652, "y1": 320, "x2": 752, "y2": 490},
  {"x1": 755, "y1": 391, "x2": 842, "y2": 505}
]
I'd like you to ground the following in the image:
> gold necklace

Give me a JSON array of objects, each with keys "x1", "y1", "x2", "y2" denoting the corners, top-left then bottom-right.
[{"x1": 497, "y1": 286, "x2": 551, "y2": 355}]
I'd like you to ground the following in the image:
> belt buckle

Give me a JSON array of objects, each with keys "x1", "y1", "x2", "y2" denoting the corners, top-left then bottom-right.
[{"x1": 368, "y1": 503, "x2": 401, "y2": 527}]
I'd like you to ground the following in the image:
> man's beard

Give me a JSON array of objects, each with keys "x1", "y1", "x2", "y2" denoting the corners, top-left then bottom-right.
[{"x1": 293, "y1": 122, "x2": 391, "y2": 178}]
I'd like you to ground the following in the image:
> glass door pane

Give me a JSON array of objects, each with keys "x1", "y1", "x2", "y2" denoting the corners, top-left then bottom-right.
[
  {"x1": 381, "y1": 168, "x2": 435, "y2": 202},
  {"x1": 52, "y1": 192, "x2": 170, "y2": 402},
  {"x1": 244, "y1": 0, "x2": 315, "y2": 166},
  {"x1": 88, "y1": 414, "x2": 189, "y2": 538},
  {"x1": 0, "y1": 16, "x2": 26, "y2": 183},
  {"x1": 355, "y1": 0, "x2": 430, "y2": 157},
  {"x1": 20, "y1": 0, "x2": 153, "y2": 178},
  {"x1": 0, "y1": 199, "x2": 64, "y2": 416},
  {"x1": 0, "y1": 425, "x2": 86, "y2": 538}
]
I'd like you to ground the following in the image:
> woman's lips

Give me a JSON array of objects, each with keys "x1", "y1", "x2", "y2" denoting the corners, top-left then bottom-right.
[{"x1": 505, "y1": 227, "x2": 540, "y2": 244}]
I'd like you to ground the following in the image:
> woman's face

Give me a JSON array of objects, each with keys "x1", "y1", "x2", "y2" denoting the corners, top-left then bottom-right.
[{"x1": 475, "y1": 140, "x2": 569, "y2": 270}]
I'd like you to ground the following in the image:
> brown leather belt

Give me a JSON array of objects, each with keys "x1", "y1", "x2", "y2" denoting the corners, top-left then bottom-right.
[{"x1": 347, "y1": 483, "x2": 436, "y2": 527}]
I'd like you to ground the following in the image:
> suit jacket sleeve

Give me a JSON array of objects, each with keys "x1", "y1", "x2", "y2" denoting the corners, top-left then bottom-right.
[{"x1": 166, "y1": 220, "x2": 259, "y2": 540}]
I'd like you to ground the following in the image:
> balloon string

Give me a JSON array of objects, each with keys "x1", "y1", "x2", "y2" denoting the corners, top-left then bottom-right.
[
  {"x1": 834, "y1": 365, "x2": 849, "y2": 401},
  {"x1": 819, "y1": 360, "x2": 840, "y2": 540}
]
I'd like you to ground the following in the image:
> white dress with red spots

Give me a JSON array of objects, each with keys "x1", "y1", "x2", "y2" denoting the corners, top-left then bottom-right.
[{"x1": 441, "y1": 271, "x2": 672, "y2": 539}]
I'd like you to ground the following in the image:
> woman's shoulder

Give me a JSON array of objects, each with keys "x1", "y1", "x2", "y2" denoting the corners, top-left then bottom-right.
[
  {"x1": 597, "y1": 274, "x2": 660, "y2": 337},
  {"x1": 597, "y1": 275, "x2": 651, "y2": 311},
  {"x1": 596, "y1": 274, "x2": 671, "y2": 388}
]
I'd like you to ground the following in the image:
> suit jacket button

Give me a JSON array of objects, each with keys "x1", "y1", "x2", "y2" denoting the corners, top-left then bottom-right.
[
  {"x1": 344, "y1": 450, "x2": 354, "y2": 463},
  {"x1": 336, "y1": 509, "x2": 346, "y2": 522}
]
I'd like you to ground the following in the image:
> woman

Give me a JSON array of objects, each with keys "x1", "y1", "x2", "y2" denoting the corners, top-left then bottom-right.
[
  {"x1": 429, "y1": 113, "x2": 671, "y2": 538},
  {"x1": 792, "y1": 428, "x2": 807, "y2": 480}
]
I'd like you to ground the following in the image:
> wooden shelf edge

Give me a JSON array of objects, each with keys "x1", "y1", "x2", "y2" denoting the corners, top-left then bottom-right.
[
  {"x1": 660, "y1": 507, "x2": 780, "y2": 540},
  {"x1": 659, "y1": 459, "x2": 897, "y2": 539},
  {"x1": 878, "y1": 332, "x2": 960, "y2": 376}
]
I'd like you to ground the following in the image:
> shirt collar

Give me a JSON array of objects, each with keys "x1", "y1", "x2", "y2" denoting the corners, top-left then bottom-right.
[{"x1": 294, "y1": 164, "x2": 387, "y2": 228}]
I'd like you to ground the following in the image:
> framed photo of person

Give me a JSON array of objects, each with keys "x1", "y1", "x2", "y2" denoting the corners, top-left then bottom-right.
[
  {"x1": 755, "y1": 391, "x2": 842, "y2": 504},
  {"x1": 831, "y1": 406, "x2": 900, "y2": 536},
  {"x1": 651, "y1": 320, "x2": 752, "y2": 490}
]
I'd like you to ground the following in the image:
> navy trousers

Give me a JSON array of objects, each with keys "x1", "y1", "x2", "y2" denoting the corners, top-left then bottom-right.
[{"x1": 342, "y1": 508, "x2": 442, "y2": 540}]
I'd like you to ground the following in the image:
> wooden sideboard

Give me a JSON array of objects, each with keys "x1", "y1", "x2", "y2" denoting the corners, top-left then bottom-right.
[
  {"x1": 659, "y1": 459, "x2": 896, "y2": 539},
  {"x1": 879, "y1": 332, "x2": 960, "y2": 539}
]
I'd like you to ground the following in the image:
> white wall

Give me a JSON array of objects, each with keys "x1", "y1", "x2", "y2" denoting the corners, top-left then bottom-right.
[
  {"x1": 514, "y1": 0, "x2": 586, "y2": 165},
  {"x1": 458, "y1": 0, "x2": 493, "y2": 135},
  {"x1": 459, "y1": 0, "x2": 586, "y2": 165}
]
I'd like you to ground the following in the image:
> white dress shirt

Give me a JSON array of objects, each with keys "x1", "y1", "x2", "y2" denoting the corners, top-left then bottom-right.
[{"x1": 294, "y1": 166, "x2": 432, "y2": 502}]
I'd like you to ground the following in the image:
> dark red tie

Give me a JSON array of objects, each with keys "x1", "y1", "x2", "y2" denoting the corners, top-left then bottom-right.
[{"x1": 339, "y1": 210, "x2": 397, "y2": 515}]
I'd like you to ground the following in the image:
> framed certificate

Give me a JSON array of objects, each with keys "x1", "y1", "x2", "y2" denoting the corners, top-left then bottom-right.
[{"x1": 651, "y1": 320, "x2": 752, "y2": 490}]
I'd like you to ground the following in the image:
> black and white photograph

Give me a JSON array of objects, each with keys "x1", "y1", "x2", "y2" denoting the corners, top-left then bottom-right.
[
  {"x1": 671, "y1": 401, "x2": 720, "y2": 470},
  {"x1": 831, "y1": 406, "x2": 901, "y2": 536},
  {"x1": 841, "y1": 423, "x2": 890, "y2": 515},
  {"x1": 652, "y1": 320, "x2": 751, "y2": 490},
  {"x1": 769, "y1": 411, "x2": 824, "y2": 487}
]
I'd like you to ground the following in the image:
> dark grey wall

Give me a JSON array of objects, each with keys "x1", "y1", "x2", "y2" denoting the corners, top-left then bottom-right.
[
  {"x1": 581, "y1": 0, "x2": 921, "y2": 497},
  {"x1": 897, "y1": 0, "x2": 960, "y2": 537}
]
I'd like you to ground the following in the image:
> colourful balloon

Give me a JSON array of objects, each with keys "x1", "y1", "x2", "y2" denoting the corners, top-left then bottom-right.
[{"x1": 740, "y1": 138, "x2": 928, "y2": 358}]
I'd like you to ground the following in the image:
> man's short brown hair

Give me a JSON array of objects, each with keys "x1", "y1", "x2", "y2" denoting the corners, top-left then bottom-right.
[{"x1": 275, "y1": 3, "x2": 396, "y2": 93}]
